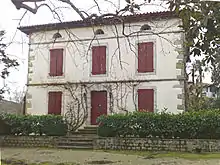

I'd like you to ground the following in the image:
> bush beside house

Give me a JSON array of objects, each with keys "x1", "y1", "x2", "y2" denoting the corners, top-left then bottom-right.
[
  {"x1": 0, "y1": 114, "x2": 67, "y2": 136},
  {"x1": 97, "y1": 110, "x2": 220, "y2": 139}
]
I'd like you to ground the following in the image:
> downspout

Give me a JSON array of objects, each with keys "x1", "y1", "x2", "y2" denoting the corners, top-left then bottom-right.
[{"x1": 23, "y1": 33, "x2": 32, "y2": 115}]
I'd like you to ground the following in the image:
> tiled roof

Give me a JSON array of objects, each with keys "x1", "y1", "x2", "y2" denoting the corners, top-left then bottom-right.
[{"x1": 18, "y1": 11, "x2": 177, "y2": 35}]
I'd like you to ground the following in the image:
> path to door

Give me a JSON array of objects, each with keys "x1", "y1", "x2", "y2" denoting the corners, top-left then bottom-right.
[{"x1": 2, "y1": 148, "x2": 220, "y2": 165}]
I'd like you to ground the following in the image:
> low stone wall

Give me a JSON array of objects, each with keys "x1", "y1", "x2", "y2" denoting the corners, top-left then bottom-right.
[
  {"x1": 0, "y1": 136, "x2": 58, "y2": 148},
  {"x1": 94, "y1": 138, "x2": 220, "y2": 152},
  {"x1": 2, "y1": 136, "x2": 220, "y2": 152}
]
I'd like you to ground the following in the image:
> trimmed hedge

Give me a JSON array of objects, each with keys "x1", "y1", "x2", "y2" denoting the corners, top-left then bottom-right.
[
  {"x1": 97, "y1": 110, "x2": 220, "y2": 139},
  {"x1": 0, "y1": 114, "x2": 68, "y2": 136},
  {"x1": 0, "y1": 118, "x2": 11, "y2": 135}
]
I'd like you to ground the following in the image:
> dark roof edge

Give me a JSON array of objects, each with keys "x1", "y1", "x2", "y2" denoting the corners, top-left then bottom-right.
[{"x1": 18, "y1": 11, "x2": 177, "y2": 35}]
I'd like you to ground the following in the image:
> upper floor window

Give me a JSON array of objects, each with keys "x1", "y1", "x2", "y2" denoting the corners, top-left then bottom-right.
[
  {"x1": 140, "y1": 24, "x2": 151, "y2": 31},
  {"x1": 49, "y1": 49, "x2": 63, "y2": 76},
  {"x1": 94, "y1": 29, "x2": 104, "y2": 35},
  {"x1": 48, "y1": 91, "x2": 62, "y2": 115},
  {"x1": 92, "y1": 46, "x2": 106, "y2": 75},
  {"x1": 52, "y1": 32, "x2": 62, "y2": 39},
  {"x1": 137, "y1": 42, "x2": 154, "y2": 73}
]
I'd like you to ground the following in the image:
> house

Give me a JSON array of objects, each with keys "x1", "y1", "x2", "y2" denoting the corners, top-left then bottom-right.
[
  {"x1": 18, "y1": 11, "x2": 185, "y2": 125},
  {"x1": 0, "y1": 100, "x2": 23, "y2": 114},
  {"x1": 188, "y1": 82, "x2": 219, "y2": 98},
  {"x1": 203, "y1": 84, "x2": 219, "y2": 98}
]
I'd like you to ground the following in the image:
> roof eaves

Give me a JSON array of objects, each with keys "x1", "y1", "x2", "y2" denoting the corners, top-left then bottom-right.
[{"x1": 18, "y1": 11, "x2": 177, "y2": 35}]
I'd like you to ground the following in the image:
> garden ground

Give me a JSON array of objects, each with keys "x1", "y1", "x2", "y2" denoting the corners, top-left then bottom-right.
[{"x1": 2, "y1": 148, "x2": 220, "y2": 165}]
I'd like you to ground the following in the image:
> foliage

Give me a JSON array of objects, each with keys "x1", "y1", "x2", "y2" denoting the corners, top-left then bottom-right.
[
  {"x1": 0, "y1": 118, "x2": 11, "y2": 135},
  {"x1": 97, "y1": 110, "x2": 220, "y2": 139},
  {"x1": 211, "y1": 50, "x2": 220, "y2": 86},
  {"x1": 169, "y1": 0, "x2": 219, "y2": 63},
  {"x1": 0, "y1": 31, "x2": 19, "y2": 99},
  {"x1": 0, "y1": 113, "x2": 67, "y2": 136},
  {"x1": 187, "y1": 83, "x2": 215, "y2": 111}
]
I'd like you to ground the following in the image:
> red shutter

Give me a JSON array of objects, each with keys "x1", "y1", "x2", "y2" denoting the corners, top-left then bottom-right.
[
  {"x1": 56, "y1": 49, "x2": 63, "y2": 76},
  {"x1": 49, "y1": 50, "x2": 57, "y2": 76},
  {"x1": 48, "y1": 92, "x2": 62, "y2": 115},
  {"x1": 138, "y1": 42, "x2": 154, "y2": 72},
  {"x1": 54, "y1": 92, "x2": 62, "y2": 115},
  {"x1": 138, "y1": 89, "x2": 154, "y2": 112},
  {"x1": 49, "y1": 49, "x2": 63, "y2": 76},
  {"x1": 92, "y1": 46, "x2": 106, "y2": 75}
]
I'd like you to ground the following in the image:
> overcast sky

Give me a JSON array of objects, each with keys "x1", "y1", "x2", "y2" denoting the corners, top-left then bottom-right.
[{"x1": 0, "y1": 0, "x2": 211, "y2": 100}]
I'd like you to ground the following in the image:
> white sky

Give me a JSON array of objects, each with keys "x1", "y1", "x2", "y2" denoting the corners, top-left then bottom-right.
[{"x1": 0, "y1": 0, "x2": 211, "y2": 100}]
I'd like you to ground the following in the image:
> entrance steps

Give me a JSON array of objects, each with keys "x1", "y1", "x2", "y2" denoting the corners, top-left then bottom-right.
[{"x1": 56, "y1": 125, "x2": 98, "y2": 149}]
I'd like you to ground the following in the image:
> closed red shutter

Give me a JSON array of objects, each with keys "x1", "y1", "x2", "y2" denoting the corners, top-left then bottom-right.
[
  {"x1": 138, "y1": 89, "x2": 154, "y2": 112},
  {"x1": 49, "y1": 49, "x2": 63, "y2": 76},
  {"x1": 56, "y1": 49, "x2": 63, "y2": 76},
  {"x1": 48, "y1": 92, "x2": 62, "y2": 115},
  {"x1": 92, "y1": 46, "x2": 106, "y2": 75},
  {"x1": 138, "y1": 42, "x2": 154, "y2": 72},
  {"x1": 54, "y1": 92, "x2": 62, "y2": 115},
  {"x1": 49, "y1": 50, "x2": 57, "y2": 76}
]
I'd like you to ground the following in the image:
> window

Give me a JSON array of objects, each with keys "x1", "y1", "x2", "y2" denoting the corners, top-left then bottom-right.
[
  {"x1": 94, "y1": 29, "x2": 104, "y2": 35},
  {"x1": 137, "y1": 42, "x2": 154, "y2": 73},
  {"x1": 140, "y1": 24, "x2": 151, "y2": 31},
  {"x1": 92, "y1": 46, "x2": 106, "y2": 75},
  {"x1": 138, "y1": 89, "x2": 154, "y2": 112},
  {"x1": 52, "y1": 32, "x2": 62, "y2": 39},
  {"x1": 49, "y1": 49, "x2": 63, "y2": 76},
  {"x1": 48, "y1": 92, "x2": 62, "y2": 115}
]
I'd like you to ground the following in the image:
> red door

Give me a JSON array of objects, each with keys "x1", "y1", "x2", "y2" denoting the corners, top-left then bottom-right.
[{"x1": 91, "y1": 91, "x2": 107, "y2": 125}]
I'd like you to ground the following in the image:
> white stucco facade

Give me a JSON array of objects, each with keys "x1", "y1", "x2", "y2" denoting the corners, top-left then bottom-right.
[{"x1": 23, "y1": 14, "x2": 185, "y2": 125}]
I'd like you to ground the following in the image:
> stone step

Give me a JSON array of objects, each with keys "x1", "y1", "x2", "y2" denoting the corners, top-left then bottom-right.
[
  {"x1": 58, "y1": 141, "x2": 93, "y2": 146},
  {"x1": 57, "y1": 145, "x2": 93, "y2": 149},
  {"x1": 57, "y1": 139, "x2": 93, "y2": 142},
  {"x1": 77, "y1": 129, "x2": 97, "y2": 134},
  {"x1": 58, "y1": 135, "x2": 97, "y2": 139},
  {"x1": 83, "y1": 125, "x2": 98, "y2": 130}
]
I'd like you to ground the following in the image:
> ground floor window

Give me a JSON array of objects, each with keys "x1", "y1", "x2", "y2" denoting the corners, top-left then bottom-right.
[
  {"x1": 138, "y1": 89, "x2": 154, "y2": 112},
  {"x1": 48, "y1": 91, "x2": 62, "y2": 115}
]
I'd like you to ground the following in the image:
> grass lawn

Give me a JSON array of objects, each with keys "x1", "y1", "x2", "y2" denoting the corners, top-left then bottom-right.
[
  {"x1": 1, "y1": 159, "x2": 78, "y2": 165},
  {"x1": 101, "y1": 150, "x2": 220, "y2": 160},
  {"x1": 2, "y1": 148, "x2": 220, "y2": 165}
]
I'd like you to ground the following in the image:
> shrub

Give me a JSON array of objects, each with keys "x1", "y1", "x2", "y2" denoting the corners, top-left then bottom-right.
[
  {"x1": 0, "y1": 118, "x2": 11, "y2": 135},
  {"x1": 0, "y1": 113, "x2": 67, "y2": 136},
  {"x1": 97, "y1": 110, "x2": 220, "y2": 139}
]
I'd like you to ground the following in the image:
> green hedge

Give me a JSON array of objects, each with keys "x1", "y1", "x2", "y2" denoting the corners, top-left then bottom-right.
[
  {"x1": 0, "y1": 114, "x2": 68, "y2": 136},
  {"x1": 97, "y1": 110, "x2": 220, "y2": 139}
]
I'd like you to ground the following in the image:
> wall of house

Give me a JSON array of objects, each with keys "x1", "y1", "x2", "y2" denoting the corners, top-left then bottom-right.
[
  {"x1": 26, "y1": 17, "x2": 185, "y2": 120},
  {"x1": 203, "y1": 86, "x2": 217, "y2": 98},
  {"x1": 27, "y1": 80, "x2": 183, "y2": 124}
]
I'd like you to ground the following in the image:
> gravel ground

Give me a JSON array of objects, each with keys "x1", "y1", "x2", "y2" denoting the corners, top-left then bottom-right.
[{"x1": 2, "y1": 148, "x2": 220, "y2": 165}]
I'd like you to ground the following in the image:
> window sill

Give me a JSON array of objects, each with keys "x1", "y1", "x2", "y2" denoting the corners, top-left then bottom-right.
[
  {"x1": 48, "y1": 74, "x2": 65, "y2": 79},
  {"x1": 135, "y1": 70, "x2": 156, "y2": 76},
  {"x1": 90, "y1": 73, "x2": 107, "y2": 77}
]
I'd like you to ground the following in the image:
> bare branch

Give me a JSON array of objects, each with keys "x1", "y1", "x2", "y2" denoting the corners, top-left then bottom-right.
[{"x1": 58, "y1": 0, "x2": 86, "y2": 19}]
